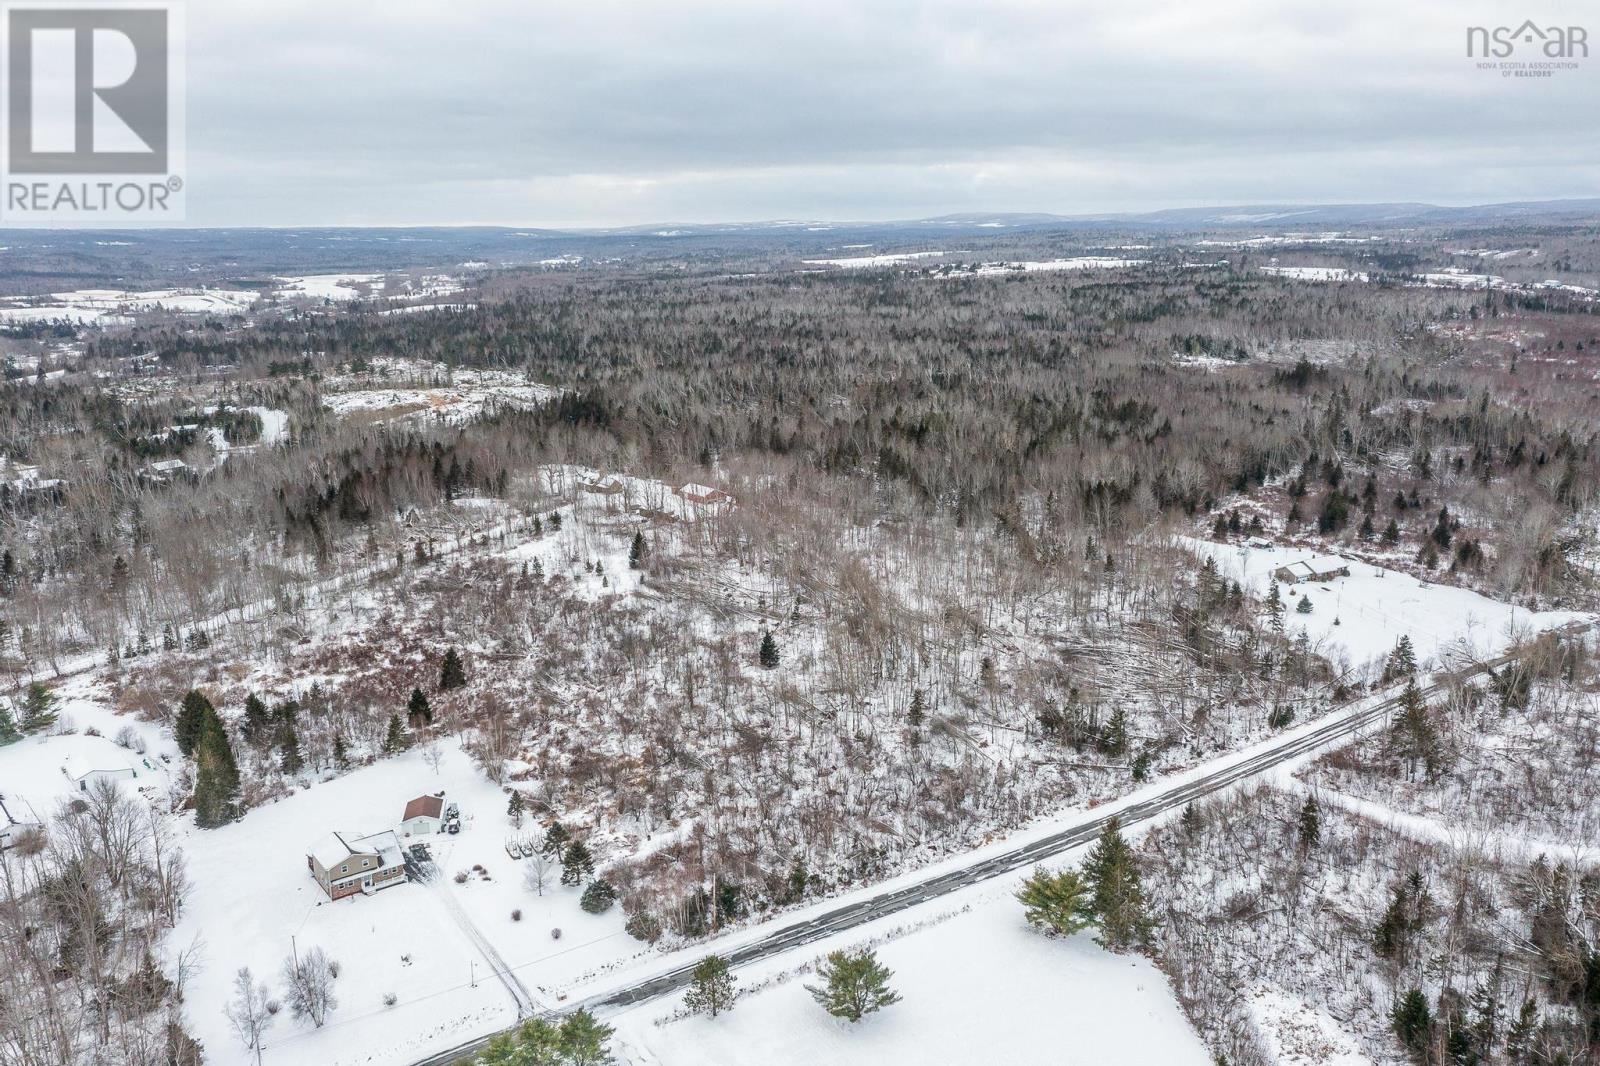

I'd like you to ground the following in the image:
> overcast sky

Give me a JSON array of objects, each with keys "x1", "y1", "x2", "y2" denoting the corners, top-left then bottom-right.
[{"x1": 184, "y1": 0, "x2": 1598, "y2": 227}]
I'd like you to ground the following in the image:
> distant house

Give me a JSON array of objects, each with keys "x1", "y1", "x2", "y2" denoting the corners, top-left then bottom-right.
[
  {"x1": 400, "y1": 793, "x2": 458, "y2": 836},
  {"x1": 0, "y1": 795, "x2": 42, "y2": 849},
  {"x1": 141, "y1": 458, "x2": 189, "y2": 484},
  {"x1": 1273, "y1": 555, "x2": 1351, "y2": 584},
  {"x1": 60, "y1": 751, "x2": 138, "y2": 792},
  {"x1": 675, "y1": 482, "x2": 730, "y2": 506},
  {"x1": 306, "y1": 830, "x2": 407, "y2": 900},
  {"x1": 579, "y1": 474, "x2": 625, "y2": 496}
]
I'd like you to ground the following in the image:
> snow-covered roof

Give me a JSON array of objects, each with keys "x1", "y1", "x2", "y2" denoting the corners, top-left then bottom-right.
[
  {"x1": 309, "y1": 829, "x2": 405, "y2": 872},
  {"x1": 351, "y1": 829, "x2": 404, "y2": 869},
  {"x1": 308, "y1": 831, "x2": 362, "y2": 869},
  {"x1": 678, "y1": 482, "x2": 719, "y2": 497},
  {"x1": 147, "y1": 459, "x2": 187, "y2": 473},
  {"x1": 1278, "y1": 555, "x2": 1348, "y2": 578},
  {"x1": 60, "y1": 749, "x2": 137, "y2": 782}
]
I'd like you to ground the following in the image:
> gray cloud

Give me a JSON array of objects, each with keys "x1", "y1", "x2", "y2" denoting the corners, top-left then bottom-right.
[{"x1": 182, "y1": 0, "x2": 1598, "y2": 226}]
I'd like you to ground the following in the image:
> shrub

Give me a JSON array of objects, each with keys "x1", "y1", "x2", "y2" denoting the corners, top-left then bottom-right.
[
  {"x1": 511, "y1": 909, "x2": 522, "y2": 922},
  {"x1": 382, "y1": 992, "x2": 397, "y2": 1007}
]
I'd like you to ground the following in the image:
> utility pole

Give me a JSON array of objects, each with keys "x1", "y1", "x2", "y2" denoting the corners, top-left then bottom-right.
[{"x1": 471, "y1": 960, "x2": 477, "y2": 988}]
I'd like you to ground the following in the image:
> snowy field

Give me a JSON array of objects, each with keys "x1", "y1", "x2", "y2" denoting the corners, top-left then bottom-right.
[
  {"x1": 613, "y1": 888, "x2": 1210, "y2": 1066},
  {"x1": 323, "y1": 381, "x2": 556, "y2": 425},
  {"x1": 931, "y1": 257, "x2": 1148, "y2": 278},
  {"x1": 170, "y1": 739, "x2": 640, "y2": 1066},
  {"x1": 1181, "y1": 538, "x2": 1586, "y2": 672},
  {"x1": 802, "y1": 250, "x2": 961, "y2": 268},
  {"x1": 0, "y1": 286, "x2": 256, "y2": 325}
]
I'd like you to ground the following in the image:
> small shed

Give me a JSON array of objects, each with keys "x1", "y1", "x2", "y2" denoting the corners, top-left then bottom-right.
[{"x1": 1273, "y1": 555, "x2": 1351, "y2": 584}]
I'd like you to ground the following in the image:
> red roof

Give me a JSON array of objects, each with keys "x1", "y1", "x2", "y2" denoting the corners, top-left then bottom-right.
[{"x1": 402, "y1": 795, "x2": 443, "y2": 821}]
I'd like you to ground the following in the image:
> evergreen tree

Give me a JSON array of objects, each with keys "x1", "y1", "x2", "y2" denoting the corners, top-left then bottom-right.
[
  {"x1": 1082, "y1": 817, "x2": 1155, "y2": 951},
  {"x1": 806, "y1": 948, "x2": 901, "y2": 1022},
  {"x1": 1391, "y1": 988, "x2": 1433, "y2": 1058},
  {"x1": 382, "y1": 714, "x2": 408, "y2": 754},
  {"x1": 561, "y1": 840, "x2": 594, "y2": 885},
  {"x1": 439, "y1": 648, "x2": 467, "y2": 691},
  {"x1": 1297, "y1": 794, "x2": 1321, "y2": 850},
  {"x1": 540, "y1": 822, "x2": 571, "y2": 858},
  {"x1": 193, "y1": 707, "x2": 241, "y2": 828},
  {"x1": 407, "y1": 687, "x2": 433, "y2": 727},
  {"x1": 758, "y1": 630, "x2": 780, "y2": 669},
  {"x1": 174, "y1": 689, "x2": 212, "y2": 756},
  {"x1": 20, "y1": 682, "x2": 55, "y2": 733},
  {"x1": 1387, "y1": 680, "x2": 1443, "y2": 781},
  {"x1": 786, "y1": 856, "x2": 810, "y2": 902},
  {"x1": 0, "y1": 703, "x2": 19, "y2": 745},
  {"x1": 332, "y1": 734, "x2": 349, "y2": 768},
  {"x1": 241, "y1": 693, "x2": 271, "y2": 746},
  {"x1": 1386, "y1": 636, "x2": 1417, "y2": 681},
  {"x1": 684, "y1": 954, "x2": 737, "y2": 1018},
  {"x1": 1099, "y1": 707, "x2": 1129, "y2": 758},
  {"x1": 580, "y1": 878, "x2": 618, "y2": 914},
  {"x1": 1179, "y1": 802, "x2": 1202, "y2": 836},
  {"x1": 1015, "y1": 866, "x2": 1094, "y2": 936},
  {"x1": 907, "y1": 688, "x2": 926, "y2": 735},
  {"x1": 1266, "y1": 582, "x2": 1285, "y2": 633},
  {"x1": 279, "y1": 723, "x2": 303, "y2": 775},
  {"x1": 555, "y1": 1009, "x2": 611, "y2": 1066},
  {"x1": 1296, "y1": 595, "x2": 1313, "y2": 614},
  {"x1": 628, "y1": 530, "x2": 647, "y2": 570},
  {"x1": 507, "y1": 790, "x2": 525, "y2": 827}
]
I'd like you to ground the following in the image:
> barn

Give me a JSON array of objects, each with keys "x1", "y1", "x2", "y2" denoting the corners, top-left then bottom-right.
[{"x1": 401, "y1": 794, "x2": 444, "y2": 836}]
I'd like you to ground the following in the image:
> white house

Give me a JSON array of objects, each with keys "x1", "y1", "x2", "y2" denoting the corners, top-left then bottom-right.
[{"x1": 60, "y1": 750, "x2": 139, "y2": 792}]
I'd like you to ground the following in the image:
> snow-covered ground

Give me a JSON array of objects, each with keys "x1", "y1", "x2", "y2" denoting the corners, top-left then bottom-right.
[
  {"x1": 0, "y1": 286, "x2": 256, "y2": 325},
  {"x1": 931, "y1": 257, "x2": 1148, "y2": 278},
  {"x1": 1261, "y1": 266, "x2": 1368, "y2": 282},
  {"x1": 614, "y1": 888, "x2": 1210, "y2": 1066},
  {"x1": 1181, "y1": 537, "x2": 1586, "y2": 672},
  {"x1": 171, "y1": 739, "x2": 640, "y2": 1066},
  {"x1": 802, "y1": 251, "x2": 961, "y2": 268},
  {"x1": 323, "y1": 380, "x2": 556, "y2": 425}
]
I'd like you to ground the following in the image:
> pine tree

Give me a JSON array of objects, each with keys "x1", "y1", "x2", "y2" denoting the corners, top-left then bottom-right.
[
  {"x1": 1296, "y1": 595, "x2": 1313, "y2": 614},
  {"x1": 506, "y1": 790, "x2": 525, "y2": 827},
  {"x1": 407, "y1": 687, "x2": 433, "y2": 727},
  {"x1": 20, "y1": 682, "x2": 56, "y2": 733},
  {"x1": 332, "y1": 734, "x2": 349, "y2": 768},
  {"x1": 1391, "y1": 988, "x2": 1433, "y2": 1058},
  {"x1": 1082, "y1": 816, "x2": 1155, "y2": 951},
  {"x1": 382, "y1": 714, "x2": 408, "y2": 754},
  {"x1": 279, "y1": 722, "x2": 303, "y2": 774},
  {"x1": 1179, "y1": 802, "x2": 1201, "y2": 836},
  {"x1": 1387, "y1": 680, "x2": 1442, "y2": 781},
  {"x1": 579, "y1": 878, "x2": 617, "y2": 914},
  {"x1": 684, "y1": 954, "x2": 737, "y2": 1017},
  {"x1": 806, "y1": 948, "x2": 901, "y2": 1022},
  {"x1": 1297, "y1": 794, "x2": 1321, "y2": 850},
  {"x1": 1266, "y1": 582, "x2": 1285, "y2": 633},
  {"x1": 907, "y1": 688, "x2": 926, "y2": 736},
  {"x1": 439, "y1": 648, "x2": 467, "y2": 691},
  {"x1": 540, "y1": 822, "x2": 571, "y2": 857},
  {"x1": 1386, "y1": 636, "x2": 1417, "y2": 681},
  {"x1": 628, "y1": 530, "x2": 647, "y2": 570},
  {"x1": 241, "y1": 693, "x2": 271, "y2": 746},
  {"x1": 1099, "y1": 707, "x2": 1129, "y2": 758},
  {"x1": 758, "y1": 630, "x2": 780, "y2": 669},
  {"x1": 1015, "y1": 866, "x2": 1094, "y2": 936},
  {"x1": 0, "y1": 703, "x2": 20, "y2": 745},
  {"x1": 174, "y1": 689, "x2": 212, "y2": 756},
  {"x1": 555, "y1": 1009, "x2": 610, "y2": 1066},
  {"x1": 193, "y1": 707, "x2": 241, "y2": 829},
  {"x1": 560, "y1": 840, "x2": 594, "y2": 885}
]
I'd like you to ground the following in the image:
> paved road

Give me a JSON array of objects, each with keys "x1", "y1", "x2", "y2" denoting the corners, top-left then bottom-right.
[{"x1": 414, "y1": 625, "x2": 1584, "y2": 1066}]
